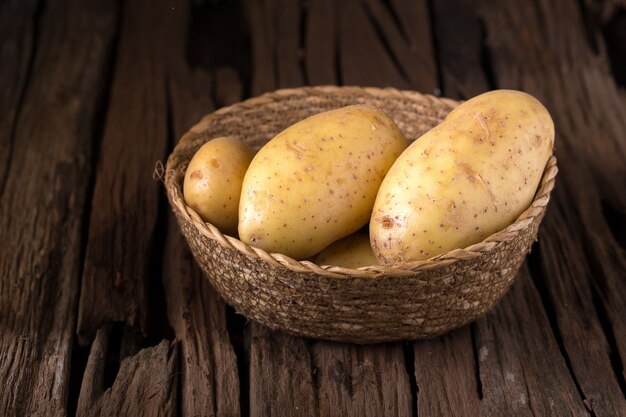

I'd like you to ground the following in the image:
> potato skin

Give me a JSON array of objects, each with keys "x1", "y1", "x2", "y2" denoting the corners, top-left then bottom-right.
[
  {"x1": 239, "y1": 105, "x2": 408, "y2": 259},
  {"x1": 183, "y1": 136, "x2": 254, "y2": 235},
  {"x1": 371, "y1": 90, "x2": 555, "y2": 264},
  {"x1": 314, "y1": 233, "x2": 378, "y2": 268}
]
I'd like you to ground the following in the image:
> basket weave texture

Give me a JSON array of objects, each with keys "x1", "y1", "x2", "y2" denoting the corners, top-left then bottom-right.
[{"x1": 165, "y1": 86, "x2": 558, "y2": 343}]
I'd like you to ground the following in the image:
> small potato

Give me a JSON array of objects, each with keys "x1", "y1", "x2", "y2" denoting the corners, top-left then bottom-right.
[
  {"x1": 314, "y1": 233, "x2": 378, "y2": 268},
  {"x1": 184, "y1": 136, "x2": 254, "y2": 235},
  {"x1": 371, "y1": 90, "x2": 555, "y2": 264},
  {"x1": 239, "y1": 105, "x2": 408, "y2": 259}
]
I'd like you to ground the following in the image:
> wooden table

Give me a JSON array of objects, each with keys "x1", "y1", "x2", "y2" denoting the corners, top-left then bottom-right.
[{"x1": 1, "y1": 0, "x2": 625, "y2": 416}]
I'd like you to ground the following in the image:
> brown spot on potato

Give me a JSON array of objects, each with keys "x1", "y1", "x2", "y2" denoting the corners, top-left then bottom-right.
[
  {"x1": 190, "y1": 170, "x2": 203, "y2": 179},
  {"x1": 380, "y1": 216, "x2": 396, "y2": 229},
  {"x1": 210, "y1": 158, "x2": 221, "y2": 168}
]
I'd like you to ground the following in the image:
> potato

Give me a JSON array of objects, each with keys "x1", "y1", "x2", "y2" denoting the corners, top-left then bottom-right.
[
  {"x1": 184, "y1": 136, "x2": 254, "y2": 235},
  {"x1": 314, "y1": 232, "x2": 378, "y2": 268},
  {"x1": 371, "y1": 90, "x2": 554, "y2": 264},
  {"x1": 239, "y1": 105, "x2": 408, "y2": 259}
]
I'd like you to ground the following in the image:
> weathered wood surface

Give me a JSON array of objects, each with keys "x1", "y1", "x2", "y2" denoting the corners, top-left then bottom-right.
[
  {"x1": 77, "y1": 0, "x2": 173, "y2": 344},
  {"x1": 76, "y1": 327, "x2": 178, "y2": 417},
  {"x1": 0, "y1": 0, "x2": 118, "y2": 415},
  {"x1": 0, "y1": 0, "x2": 625, "y2": 416}
]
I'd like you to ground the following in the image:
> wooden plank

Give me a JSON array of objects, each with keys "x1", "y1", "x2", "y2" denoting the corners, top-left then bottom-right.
[
  {"x1": 475, "y1": 268, "x2": 588, "y2": 417},
  {"x1": 274, "y1": 0, "x2": 305, "y2": 87},
  {"x1": 247, "y1": 0, "x2": 304, "y2": 94},
  {"x1": 77, "y1": 0, "x2": 176, "y2": 344},
  {"x1": 480, "y1": 0, "x2": 626, "y2": 413},
  {"x1": 363, "y1": 0, "x2": 436, "y2": 92},
  {"x1": 215, "y1": 66, "x2": 244, "y2": 108},
  {"x1": 338, "y1": 0, "x2": 409, "y2": 88},
  {"x1": 76, "y1": 327, "x2": 177, "y2": 417},
  {"x1": 247, "y1": 0, "x2": 276, "y2": 95},
  {"x1": 388, "y1": 0, "x2": 438, "y2": 93},
  {"x1": 538, "y1": 192, "x2": 626, "y2": 415},
  {"x1": 305, "y1": 0, "x2": 337, "y2": 85},
  {"x1": 0, "y1": 0, "x2": 118, "y2": 415},
  {"x1": 0, "y1": 0, "x2": 38, "y2": 190},
  {"x1": 249, "y1": 327, "x2": 317, "y2": 417},
  {"x1": 413, "y1": 328, "x2": 483, "y2": 417},
  {"x1": 429, "y1": 0, "x2": 491, "y2": 98},
  {"x1": 312, "y1": 342, "x2": 413, "y2": 416},
  {"x1": 164, "y1": 220, "x2": 241, "y2": 417}
]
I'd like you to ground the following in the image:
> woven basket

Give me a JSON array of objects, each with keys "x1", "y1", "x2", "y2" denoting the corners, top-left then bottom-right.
[{"x1": 164, "y1": 86, "x2": 557, "y2": 344}]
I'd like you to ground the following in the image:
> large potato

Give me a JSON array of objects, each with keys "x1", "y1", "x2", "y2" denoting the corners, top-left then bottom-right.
[
  {"x1": 371, "y1": 90, "x2": 555, "y2": 264},
  {"x1": 314, "y1": 232, "x2": 378, "y2": 268},
  {"x1": 184, "y1": 136, "x2": 254, "y2": 235},
  {"x1": 239, "y1": 105, "x2": 408, "y2": 259}
]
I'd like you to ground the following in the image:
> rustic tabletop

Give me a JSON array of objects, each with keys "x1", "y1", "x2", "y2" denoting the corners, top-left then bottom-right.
[{"x1": 1, "y1": 0, "x2": 625, "y2": 416}]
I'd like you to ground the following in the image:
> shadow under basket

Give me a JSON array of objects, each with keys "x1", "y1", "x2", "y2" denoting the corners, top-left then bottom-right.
[{"x1": 164, "y1": 86, "x2": 558, "y2": 344}]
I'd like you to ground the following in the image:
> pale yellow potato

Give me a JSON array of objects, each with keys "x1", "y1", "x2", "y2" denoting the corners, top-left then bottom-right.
[
  {"x1": 371, "y1": 90, "x2": 555, "y2": 264},
  {"x1": 184, "y1": 136, "x2": 254, "y2": 235},
  {"x1": 314, "y1": 232, "x2": 378, "y2": 268},
  {"x1": 239, "y1": 105, "x2": 408, "y2": 259}
]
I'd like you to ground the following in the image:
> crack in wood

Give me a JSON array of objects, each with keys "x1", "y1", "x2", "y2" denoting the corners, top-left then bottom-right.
[
  {"x1": 299, "y1": 0, "x2": 309, "y2": 85},
  {"x1": 68, "y1": 2, "x2": 124, "y2": 408},
  {"x1": 590, "y1": 277, "x2": 626, "y2": 398},
  {"x1": 0, "y1": 0, "x2": 43, "y2": 199},
  {"x1": 362, "y1": 0, "x2": 412, "y2": 86},
  {"x1": 527, "y1": 249, "x2": 593, "y2": 412},
  {"x1": 602, "y1": 7, "x2": 626, "y2": 88},
  {"x1": 477, "y1": 17, "x2": 497, "y2": 90},
  {"x1": 601, "y1": 198, "x2": 626, "y2": 251},
  {"x1": 402, "y1": 341, "x2": 418, "y2": 417},
  {"x1": 425, "y1": 0, "x2": 444, "y2": 95},
  {"x1": 470, "y1": 323, "x2": 484, "y2": 400},
  {"x1": 381, "y1": 0, "x2": 410, "y2": 45},
  {"x1": 226, "y1": 305, "x2": 250, "y2": 417}
]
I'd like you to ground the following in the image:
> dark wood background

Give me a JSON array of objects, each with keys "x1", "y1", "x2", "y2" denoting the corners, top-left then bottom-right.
[{"x1": 1, "y1": 0, "x2": 625, "y2": 416}]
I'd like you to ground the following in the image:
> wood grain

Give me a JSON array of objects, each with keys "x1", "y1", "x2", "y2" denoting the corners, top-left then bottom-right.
[
  {"x1": 312, "y1": 342, "x2": 413, "y2": 417},
  {"x1": 249, "y1": 327, "x2": 317, "y2": 417},
  {"x1": 247, "y1": 0, "x2": 276, "y2": 95},
  {"x1": 164, "y1": 221, "x2": 241, "y2": 417},
  {"x1": 305, "y1": 0, "x2": 337, "y2": 85},
  {"x1": 0, "y1": 0, "x2": 39, "y2": 191},
  {"x1": 76, "y1": 327, "x2": 178, "y2": 417},
  {"x1": 77, "y1": 0, "x2": 175, "y2": 343},
  {"x1": 0, "y1": 0, "x2": 118, "y2": 415},
  {"x1": 387, "y1": 0, "x2": 438, "y2": 93},
  {"x1": 338, "y1": 0, "x2": 408, "y2": 88},
  {"x1": 413, "y1": 328, "x2": 483, "y2": 417},
  {"x1": 430, "y1": 0, "x2": 491, "y2": 98},
  {"x1": 363, "y1": 0, "x2": 436, "y2": 92},
  {"x1": 475, "y1": 267, "x2": 588, "y2": 417},
  {"x1": 274, "y1": 0, "x2": 305, "y2": 87}
]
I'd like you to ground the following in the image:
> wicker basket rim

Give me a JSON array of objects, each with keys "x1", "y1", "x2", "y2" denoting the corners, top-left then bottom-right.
[{"x1": 164, "y1": 85, "x2": 558, "y2": 279}]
